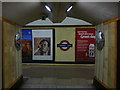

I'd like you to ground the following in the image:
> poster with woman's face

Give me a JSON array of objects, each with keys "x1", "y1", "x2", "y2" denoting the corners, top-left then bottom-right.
[
  {"x1": 34, "y1": 38, "x2": 51, "y2": 56},
  {"x1": 22, "y1": 30, "x2": 32, "y2": 60},
  {"x1": 32, "y1": 29, "x2": 53, "y2": 60}
]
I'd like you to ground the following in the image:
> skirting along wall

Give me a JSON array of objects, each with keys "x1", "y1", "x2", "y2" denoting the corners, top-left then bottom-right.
[
  {"x1": 95, "y1": 20, "x2": 117, "y2": 88},
  {"x1": 2, "y1": 19, "x2": 22, "y2": 88}
]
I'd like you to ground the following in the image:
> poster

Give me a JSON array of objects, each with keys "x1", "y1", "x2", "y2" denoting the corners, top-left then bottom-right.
[
  {"x1": 55, "y1": 28, "x2": 75, "y2": 62},
  {"x1": 76, "y1": 28, "x2": 96, "y2": 62},
  {"x1": 22, "y1": 30, "x2": 32, "y2": 60},
  {"x1": 32, "y1": 29, "x2": 53, "y2": 60}
]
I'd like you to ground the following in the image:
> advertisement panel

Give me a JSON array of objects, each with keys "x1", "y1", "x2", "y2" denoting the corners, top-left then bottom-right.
[
  {"x1": 22, "y1": 30, "x2": 32, "y2": 60},
  {"x1": 55, "y1": 28, "x2": 75, "y2": 62},
  {"x1": 32, "y1": 29, "x2": 53, "y2": 60},
  {"x1": 76, "y1": 28, "x2": 96, "y2": 62}
]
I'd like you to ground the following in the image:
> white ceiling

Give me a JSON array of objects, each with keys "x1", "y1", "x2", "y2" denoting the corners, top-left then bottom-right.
[{"x1": 2, "y1": 2, "x2": 119, "y2": 26}]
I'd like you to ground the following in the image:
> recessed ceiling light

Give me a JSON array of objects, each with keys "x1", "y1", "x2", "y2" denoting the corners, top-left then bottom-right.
[
  {"x1": 67, "y1": 6, "x2": 73, "y2": 12},
  {"x1": 45, "y1": 5, "x2": 51, "y2": 12}
]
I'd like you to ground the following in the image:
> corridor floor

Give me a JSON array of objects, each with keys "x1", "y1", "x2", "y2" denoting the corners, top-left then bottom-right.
[{"x1": 19, "y1": 64, "x2": 96, "y2": 89}]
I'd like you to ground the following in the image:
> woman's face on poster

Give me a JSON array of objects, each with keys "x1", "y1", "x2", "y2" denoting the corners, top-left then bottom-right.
[{"x1": 26, "y1": 43, "x2": 31, "y2": 49}]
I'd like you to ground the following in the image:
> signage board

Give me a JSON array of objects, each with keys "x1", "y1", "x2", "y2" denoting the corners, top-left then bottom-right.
[
  {"x1": 76, "y1": 28, "x2": 96, "y2": 62},
  {"x1": 32, "y1": 29, "x2": 53, "y2": 60}
]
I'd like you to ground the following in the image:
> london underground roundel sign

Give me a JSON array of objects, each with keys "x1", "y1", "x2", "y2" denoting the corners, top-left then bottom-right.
[{"x1": 57, "y1": 40, "x2": 72, "y2": 51}]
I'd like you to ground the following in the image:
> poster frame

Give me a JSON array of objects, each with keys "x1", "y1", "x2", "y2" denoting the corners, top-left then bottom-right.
[{"x1": 32, "y1": 29, "x2": 55, "y2": 61}]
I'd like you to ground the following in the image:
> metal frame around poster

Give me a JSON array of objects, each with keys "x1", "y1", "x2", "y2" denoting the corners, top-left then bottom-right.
[{"x1": 32, "y1": 29, "x2": 54, "y2": 61}]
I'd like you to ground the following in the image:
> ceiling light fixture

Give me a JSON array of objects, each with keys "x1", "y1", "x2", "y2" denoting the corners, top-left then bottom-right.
[
  {"x1": 67, "y1": 5, "x2": 73, "y2": 12},
  {"x1": 45, "y1": 5, "x2": 51, "y2": 12}
]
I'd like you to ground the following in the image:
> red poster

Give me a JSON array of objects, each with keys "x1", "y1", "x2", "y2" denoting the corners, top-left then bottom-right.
[{"x1": 76, "y1": 28, "x2": 96, "y2": 62}]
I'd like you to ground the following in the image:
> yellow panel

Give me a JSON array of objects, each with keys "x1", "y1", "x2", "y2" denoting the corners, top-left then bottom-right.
[
  {"x1": 107, "y1": 22, "x2": 115, "y2": 88},
  {"x1": 3, "y1": 21, "x2": 16, "y2": 88},
  {"x1": 99, "y1": 24, "x2": 104, "y2": 82},
  {"x1": 95, "y1": 24, "x2": 101, "y2": 79},
  {"x1": 103, "y1": 24, "x2": 109, "y2": 86},
  {"x1": 95, "y1": 21, "x2": 116, "y2": 88},
  {"x1": 3, "y1": 21, "x2": 22, "y2": 88},
  {"x1": 55, "y1": 28, "x2": 75, "y2": 62}
]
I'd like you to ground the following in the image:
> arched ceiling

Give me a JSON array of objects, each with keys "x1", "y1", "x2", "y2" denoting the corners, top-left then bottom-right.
[{"x1": 2, "y1": 2, "x2": 119, "y2": 26}]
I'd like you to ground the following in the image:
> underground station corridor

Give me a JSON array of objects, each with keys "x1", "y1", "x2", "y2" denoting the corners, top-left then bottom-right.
[{"x1": 0, "y1": 1, "x2": 120, "y2": 89}]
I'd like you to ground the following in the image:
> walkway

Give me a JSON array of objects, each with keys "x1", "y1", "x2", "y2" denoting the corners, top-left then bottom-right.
[{"x1": 19, "y1": 64, "x2": 96, "y2": 89}]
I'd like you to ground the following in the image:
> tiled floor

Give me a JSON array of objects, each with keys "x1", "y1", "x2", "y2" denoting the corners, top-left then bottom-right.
[{"x1": 19, "y1": 64, "x2": 96, "y2": 89}]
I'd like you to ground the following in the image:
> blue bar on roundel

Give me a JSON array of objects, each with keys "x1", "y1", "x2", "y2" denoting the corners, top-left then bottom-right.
[{"x1": 57, "y1": 44, "x2": 72, "y2": 47}]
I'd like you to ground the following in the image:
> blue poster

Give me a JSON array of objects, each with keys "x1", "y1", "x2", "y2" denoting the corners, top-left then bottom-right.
[
  {"x1": 22, "y1": 29, "x2": 32, "y2": 60},
  {"x1": 22, "y1": 29, "x2": 32, "y2": 41}
]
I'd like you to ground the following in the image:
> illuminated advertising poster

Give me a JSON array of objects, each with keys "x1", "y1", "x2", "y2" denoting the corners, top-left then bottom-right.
[
  {"x1": 76, "y1": 28, "x2": 95, "y2": 62},
  {"x1": 22, "y1": 30, "x2": 32, "y2": 60},
  {"x1": 32, "y1": 29, "x2": 53, "y2": 60}
]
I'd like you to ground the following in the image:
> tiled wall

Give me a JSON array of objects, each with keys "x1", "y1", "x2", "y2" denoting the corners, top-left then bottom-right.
[
  {"x1": 95, "y1": 22, "x2": 117, "y2": 88},
  {"x1": 3, "y1": 21, "x2": 22, "y2": 88}
]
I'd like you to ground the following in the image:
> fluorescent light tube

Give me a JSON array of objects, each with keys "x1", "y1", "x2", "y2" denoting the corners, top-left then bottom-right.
[
  {"x1": 67, "y1": 6, "x2": 73, "y2": 12},
  {"x1": 45, "y1": 5, "x2": 51, "y2": 12}
]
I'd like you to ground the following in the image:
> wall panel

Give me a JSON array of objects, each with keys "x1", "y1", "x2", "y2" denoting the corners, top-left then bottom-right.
[
  {"x1": 3, "y1": 21, "x2": 22, "y2": 88},
  {"x1": 107, "y1": 22, "x2": 115, "y2": 88},
  {"x1": 95, "y1": 21, "x2": 116, "y2": 88},
  {"x1": 21, "y1": 26, "x2": 95, "y2": 63},
  {"x1": 103, "y1": 24, "x2": 108, "y2": 86},
  {"x1": 0, "y1": 20, "x2": 2, "y2": 90},
  {"x1": 96, "y1": 24, "x2": 102, "y2": 80},
  {"x1": 55, "y1": 28, "x2": 75, "y2": 62},
  {"x1": 99, "y1": 24, "x2": 104, "y2": 82}
]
